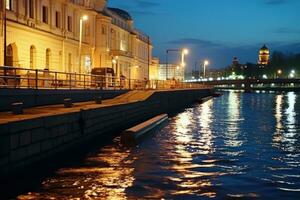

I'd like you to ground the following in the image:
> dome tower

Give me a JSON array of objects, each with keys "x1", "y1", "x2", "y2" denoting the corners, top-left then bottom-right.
[{"x1": 258, "y1": 44, "x2": 270, "y2": 65}]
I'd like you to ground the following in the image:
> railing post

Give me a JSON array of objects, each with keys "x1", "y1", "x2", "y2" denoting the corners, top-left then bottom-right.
[
  {"x1": 69, "y1": 73, "x2": 72, "y2": 90},
  {"x1": 83, "y1": 74, "x2": 85, "y2": 89},
  {"x1": 35, "y1": 69, "x2": 38, "y2": 90},
  {"x1": 14, "y1": 68, "x2": 17, "y2": 89},
  {"x1": 55, "y1": 72, "x2": 58, "y2": 89}
]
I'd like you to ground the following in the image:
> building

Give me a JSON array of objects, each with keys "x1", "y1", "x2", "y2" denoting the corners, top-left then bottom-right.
[
  {"x1": 258, "y1": 44, "x2": 270, "y2": 65},
  {"x1": 158, "y1": 64, "x2": 184, "y2": 81},
  {"x1": 0, "y1": 0, "x2": 152, "y2": 82},
  {"x1": 149, "y1": 57, "x2": 159, "y2": 80},
  {"x1": 96, "y1": 7, "x2": 152, "y2": 80}
]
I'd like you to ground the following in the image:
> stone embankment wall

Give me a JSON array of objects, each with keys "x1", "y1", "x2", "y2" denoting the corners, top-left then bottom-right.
[
  {"x1": 0, "y1": 89, "x2": 129, "y2": 111},
  {"x1": 0, "y1": 89, "x2": 212, "y2": 174}
]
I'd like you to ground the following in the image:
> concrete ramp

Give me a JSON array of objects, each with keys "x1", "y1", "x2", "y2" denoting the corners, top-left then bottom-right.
[{"x1": 109, "y1": 90, "x2": 155, "y2": 103}]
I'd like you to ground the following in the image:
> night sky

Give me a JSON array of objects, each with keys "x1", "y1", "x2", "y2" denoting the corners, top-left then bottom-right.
[{"x1": 108, "y1": 0, "x2": 300, "y2": 70}]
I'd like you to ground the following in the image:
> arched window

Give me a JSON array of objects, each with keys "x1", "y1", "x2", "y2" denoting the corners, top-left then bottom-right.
[
  {"x1": 30, "y1": 45, "x2": 36, "y2": 69},
  {"x1": 6, "y1": 44, "x2": 13, "y2": 66},
  {"x1": 46, "y1": 48, "x2": 51, "y2": 70}
]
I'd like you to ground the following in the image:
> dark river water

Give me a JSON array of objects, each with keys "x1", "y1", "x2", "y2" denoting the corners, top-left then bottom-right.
[{"x1": 17, "y1": 91, "x2": 300, "y2": 200}]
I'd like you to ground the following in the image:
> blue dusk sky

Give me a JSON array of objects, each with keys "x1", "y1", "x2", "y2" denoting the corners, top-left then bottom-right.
[{"x1": 107, "y1": 0, "x2": 300, "y2": 70}]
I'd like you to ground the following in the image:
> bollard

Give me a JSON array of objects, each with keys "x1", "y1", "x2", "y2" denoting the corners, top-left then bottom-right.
[
  {"x1": 11, "y1": 102, "x2": 24, "y2": 115},
  {"x1": 95, "y1": 96, "x2": 102, "y2": 104},
  {"x1": 64, "y1": 98, "x2": 73, "y2": 108}
]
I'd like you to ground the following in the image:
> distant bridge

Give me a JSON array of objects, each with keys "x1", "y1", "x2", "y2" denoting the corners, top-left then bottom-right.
[{"x1": 189, "y1": 78, "x2": 300, "y2": 91}]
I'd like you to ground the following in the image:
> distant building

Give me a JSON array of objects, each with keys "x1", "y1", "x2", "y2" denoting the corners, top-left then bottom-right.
[
  {"x1": 158, "y1": 64, "x2": 184, "y2": 81},
  {"x1": 232, "y1": 57, "x2": 239, "y2": 66},
  {"x1": 258, "y1": 45, "x2": 270, "y2": 65}
]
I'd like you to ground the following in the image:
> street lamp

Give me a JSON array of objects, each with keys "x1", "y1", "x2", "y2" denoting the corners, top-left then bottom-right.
[
  {"x1": 203, "y1": 60, "x2": 209, "y2": 78},
  {"x1": 277, "y1": 69, "x2": 282, "y2": 78},
  {"x1": 79, "y1": 15, "x2": 88, "y2": 74},
  {"x1": 166, "y1": 48, "x2": 189, "y2": 80},
  {"x1": 289, "y1": 70, "x2": 295, "y2": 78}
]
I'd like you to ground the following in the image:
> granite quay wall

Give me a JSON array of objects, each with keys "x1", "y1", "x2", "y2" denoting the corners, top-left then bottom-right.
[
  {"x1": 0, "y1": 89, "x2": 213, "y2": 175},
  {"x1": 0, "y1": 89, "x2": 129, "y2": 111}
]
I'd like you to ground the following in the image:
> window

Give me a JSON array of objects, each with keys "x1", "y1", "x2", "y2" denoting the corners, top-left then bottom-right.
[
  {"x1": 67, "y1": 16, "x2": 72, "y2": 32},
  {"x1": 30, "y1": 45, "x2": 36, "y2": 69},
  {"x1": 55, "y1": 11, "x2": 61, "y2": 28},
  {"x1": 29, "y1": 0, "x2": 34, "y2": 18},
  {"x1": 68, "y1": 53, "x2": 72, "y2": 72},
  {"x1": 6, "y1": 0, "x2": 12, "y2": 10},
  {"x1": 46, "y1": 49, "x2": 51, "y2": 70},
  {"x1": 42, "y1": 6, "x2": 48, "y2": 23}
]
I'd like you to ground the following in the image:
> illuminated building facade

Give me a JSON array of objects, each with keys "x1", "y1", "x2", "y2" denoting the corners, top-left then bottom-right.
[
  {"x1": 258, "y1": 44, "x2": 270, "y2": 65},
  {"x1": 158, "y1": 64, "x2": 184, "y2": 81},
  {"x1": 0, "y1": 0, "x2": 152, "y2": 81}
]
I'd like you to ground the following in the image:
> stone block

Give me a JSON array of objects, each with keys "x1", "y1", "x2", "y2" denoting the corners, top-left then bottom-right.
[
  {"x1": 52, "y1": 137, "x2": 64, "y2": 147},
  {"x1": 31, "y1": 128, "x2": 45, "y2": 143},
  {"x1": 10, "y1": 134, "x2": 19, "y2": 150},
  {"x1": 27, "y1": 143, "x2": 41, "y2": 156},
  {"x1": 44, "y1": 114, "x2": 69, "y2": 128},
  {"x1": 0, "y1": 135, "x2": 10, "y2": 156},
  {"x1": 41, "y1": 140, "x2": 53, "y2": 152},
  {"x1": 0, "y1": 156, "x2": 9, "y2": 167},
  {"x1": 9, "y1": 118, "x2": 43, "y2": 134},
  {"x1": 10, "y1": 147, "x2": 27, "y2": 162},
  {"x1": 20, "y1": 131, "x2": 31, "y2": 146},
  {"x1": 58, "y1": 124, "x2": 69, "y2": 136}
]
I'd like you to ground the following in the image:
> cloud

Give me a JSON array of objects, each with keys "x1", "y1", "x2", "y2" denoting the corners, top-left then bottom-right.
[
  {"x1": 264, "y1": 0, "x2": 288, "y2": 5},
  {"x1": 167, "y1": 38, "x2": 223, "y2": 48},
  {"x1": 272, "y1": 28, "x2": 300, "y2": 34}
]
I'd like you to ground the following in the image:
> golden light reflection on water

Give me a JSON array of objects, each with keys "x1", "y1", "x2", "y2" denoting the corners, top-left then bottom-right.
[
  {"x1": 273, "y1": 92, "x2": 298, "y2": 151},
  {"x1": 167, "y1": 101, "x2": 217, "y2": 198},
  {"x1": 18, "y1": 147, "x2": 135, "y2": 200},
  {"x1": 225, "y1": 91, "x2": 243, "y2": 147}
]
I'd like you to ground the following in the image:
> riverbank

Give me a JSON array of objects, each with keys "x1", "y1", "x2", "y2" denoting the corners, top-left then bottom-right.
[{"x1": 0, "y1": 88, "x2": 213, "y2": 175}]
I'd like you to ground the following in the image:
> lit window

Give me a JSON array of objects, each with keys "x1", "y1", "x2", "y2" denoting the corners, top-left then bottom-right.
[{"x1": 6, "y1": 0, "x2": 12, "y2": 10}]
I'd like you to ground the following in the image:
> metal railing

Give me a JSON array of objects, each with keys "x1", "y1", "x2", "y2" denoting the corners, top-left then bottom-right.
[{"x1": 0, "y1": 66, "x2": 209, "y2": 90}]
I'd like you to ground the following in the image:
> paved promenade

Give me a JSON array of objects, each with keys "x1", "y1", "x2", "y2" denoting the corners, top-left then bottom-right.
[{"x1": 0, "y1": 90, "x2": 155, "y2": 125}]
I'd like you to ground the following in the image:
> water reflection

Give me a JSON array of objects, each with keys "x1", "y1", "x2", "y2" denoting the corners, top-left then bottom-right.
[
  {"x1": 167, "y1": 101, "x2": 217, "y2": 198},
  {"x1": 225, "y1": 91, "x2": 243, "y2": 147},
  {"x1": 15, "y1": 92, "x2": 300, "y2": 200},
  {"x1": 273, "y1": 92, "x2": 298, "y2": 152},
  {"x1": 18, "y1": 146, "x2": 135, "y2": 200}
]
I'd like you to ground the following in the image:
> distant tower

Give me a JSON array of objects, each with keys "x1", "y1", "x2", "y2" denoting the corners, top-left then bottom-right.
[
  {"x1": 258, "y1": 44, "x2": 270, "y2": 65},
  {"x1": 232, "y1": 57, "x2": 239, "y2": 66}
]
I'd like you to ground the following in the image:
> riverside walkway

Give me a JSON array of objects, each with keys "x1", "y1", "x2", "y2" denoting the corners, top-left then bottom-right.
[{"x1": 0, "y1": 90, "x2": 155, "y2": 125}]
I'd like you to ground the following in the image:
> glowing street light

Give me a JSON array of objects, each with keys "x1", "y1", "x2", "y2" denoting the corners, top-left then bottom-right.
[
  {"x1": 79, "y1": 15, "x2": 88, "y2": 73},
  {"x1": 289, "y1": 70, "x2": 295, "y2": 78},
  {"x1": 166, "y1": 48, "x2": 189, "y2": 80},
  {"x1": 203, "y1": 60, "x2": 209, "y2": 78}
]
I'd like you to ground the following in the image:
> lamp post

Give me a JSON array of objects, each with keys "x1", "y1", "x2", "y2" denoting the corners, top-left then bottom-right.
[
  {"x1": 203, "y1": 60, "x2": 209, "y2": 78},
  {"x1": 79, "y1": 15, "x2": 88, "y2": 74},
  {"x1": 166, "y1": 48, "x2": 188, "y2": 80}
]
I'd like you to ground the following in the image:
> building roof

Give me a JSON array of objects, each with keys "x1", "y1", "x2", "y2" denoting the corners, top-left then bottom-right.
[
  {"x1": 107, "y1": 8, "x2": 132, "y2": 21},
  {"x1": 260, "y1": 44, "x2": 269, "y2": 51}
]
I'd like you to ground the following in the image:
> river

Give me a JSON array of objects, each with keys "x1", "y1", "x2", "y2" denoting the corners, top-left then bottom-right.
[{"x1": 16, "y1": 91, "x2": 300, "y2": 199}]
